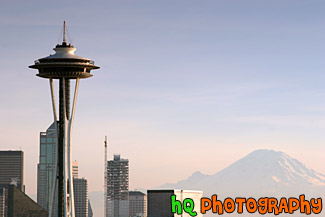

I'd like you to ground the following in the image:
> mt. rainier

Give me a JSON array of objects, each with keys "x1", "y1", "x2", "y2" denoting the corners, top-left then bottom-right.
[{"x1": 160, "y1": 149, "x2": 325, "y2": 198}]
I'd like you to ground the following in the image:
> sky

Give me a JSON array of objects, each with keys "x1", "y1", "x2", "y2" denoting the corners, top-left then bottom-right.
[{"x1": 1, "y1": 0, "x2": 325, "y2": 201}]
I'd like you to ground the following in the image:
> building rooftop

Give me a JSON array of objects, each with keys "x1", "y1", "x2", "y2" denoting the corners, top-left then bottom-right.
[
  {"x1": 129, "y1": 191, "x2": 146, "y2": 196},
  {"x1": 147, "y1": 189, "x2": 203, "y2": 193}
]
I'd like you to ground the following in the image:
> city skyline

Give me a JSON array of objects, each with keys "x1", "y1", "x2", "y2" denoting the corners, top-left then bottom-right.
[{"x1": 1, "y1": 0, "x2": 325, "y2": 210}]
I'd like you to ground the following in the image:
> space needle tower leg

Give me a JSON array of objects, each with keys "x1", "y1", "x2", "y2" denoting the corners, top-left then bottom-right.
[
  {"x1": 65, "y1": 78, "x2": 80, "y2": 217},
  {"x1": 61, "y1": 77, "x2": 79, "y2": 217},
  {"x1": 49, "y1": 78, "x2": 59, "y2": 217}
]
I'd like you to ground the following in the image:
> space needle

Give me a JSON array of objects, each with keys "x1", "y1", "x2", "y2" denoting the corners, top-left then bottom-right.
[{"x1": 29, "y1": 22, "x2": 100, "y2": 217}]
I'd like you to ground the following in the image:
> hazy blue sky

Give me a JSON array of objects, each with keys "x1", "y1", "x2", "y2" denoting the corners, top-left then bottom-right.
[{"x1": 1, "y1": 0, "x2": 325, "y2": 199}]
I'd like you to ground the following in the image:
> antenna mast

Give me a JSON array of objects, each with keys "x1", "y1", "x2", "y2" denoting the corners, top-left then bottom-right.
[
  {"x1": 63, "y1": 21, "x2": 66, "y2": 43},
  {"x1": 104, "y1": 136, "x2": 108, "y2": 217}
]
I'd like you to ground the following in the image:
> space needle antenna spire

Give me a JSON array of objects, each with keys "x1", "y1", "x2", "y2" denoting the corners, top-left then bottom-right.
[{"x1": 63, "y1": 21, "x2": 67, "y2": 43}]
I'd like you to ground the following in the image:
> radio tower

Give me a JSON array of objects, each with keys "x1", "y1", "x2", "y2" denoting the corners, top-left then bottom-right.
[
  {"x1": 104, "y1": 136, "x2": 108, "y2": 217},
  {"x1": 29, "y1": 22, "x2": 100, "y2": 217}
]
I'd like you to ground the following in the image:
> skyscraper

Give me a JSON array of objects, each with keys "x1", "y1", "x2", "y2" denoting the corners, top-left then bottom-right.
[
  {"x1": 37, "y1": 122, "x2": 57, "y2": 212},
  {"x1": 38, "y1": 130, "x2": 89, "y2": 217},
  {"x1": 129, "y1": 191, "x2": 147, "y2": 217},
  {"x1": 73, "y1": 178, "x2": 88, "y2": 217},
  {"x1": 106, "y1": 154, "x2": 129, "y2": 217},
  {"x1": 71, "y1": 162, "x2": 89, "y2": 217},
  {"x1": 29, "y1": 22, "x2": 99, "y2": 217},
  {"x1": 72, "y1": 161, "x2": 78, "y2": 179},
  {"x1": 0, "y1": 151, "x2": 24, "y2": 191},
  {"x1": 0, "y1": 151, "x2": 24, "y2": 217}
]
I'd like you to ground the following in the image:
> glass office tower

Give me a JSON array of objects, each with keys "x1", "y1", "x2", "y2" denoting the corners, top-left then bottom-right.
[{"x1": 37, "y1": 122, "x2": 57, "y2": 215}]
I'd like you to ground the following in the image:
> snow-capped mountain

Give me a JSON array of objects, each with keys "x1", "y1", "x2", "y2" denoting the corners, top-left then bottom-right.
[{"x1": 160, "y1": 149, "x2": 325, "y2": 198}]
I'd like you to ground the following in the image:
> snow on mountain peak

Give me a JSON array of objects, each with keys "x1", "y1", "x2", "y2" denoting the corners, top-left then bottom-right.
[{"x1": 160, "y1": 149, "x2": 325, "y2": 197}]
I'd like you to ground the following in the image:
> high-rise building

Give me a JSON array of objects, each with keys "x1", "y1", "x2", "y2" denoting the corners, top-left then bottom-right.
[
  {"x1": 72, "y1": 161, "x2": 79, "y2": 178},
  {"x1": 37, "y1": 122, "x2": 57, "y2": 213},
  {"x1": 0, "y1": 151, "x2": 24, "y2": 191},
  {"x1": 73, "y1": 178, "x2": 88, "y2": 217},
  {"x1": 0, "y1": 151, "x2": 24, "y2": 217},
  {"x1": 129, "y1": 191, "x2": 147, "y2": 217},
  {"x1": 70, "y1": 162, "x2": 89, "y2": 217},
  {"x1": 106, "y1": 154, "x2": 129, "y2": 217},
  {"x1": 147, "y1": 189, "x2": 203, "y2": 217},
  {"x1": 37, "y1": 124, "x2": 88, "y2": 217}
]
